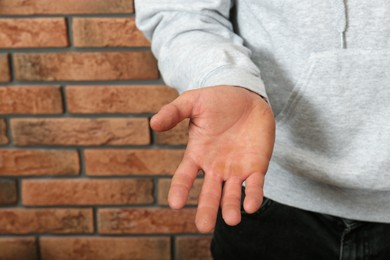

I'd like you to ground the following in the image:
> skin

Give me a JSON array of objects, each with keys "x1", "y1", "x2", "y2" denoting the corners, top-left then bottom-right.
[{"x1": 150, "y1": 85, "x2": 276, "y2": 233}]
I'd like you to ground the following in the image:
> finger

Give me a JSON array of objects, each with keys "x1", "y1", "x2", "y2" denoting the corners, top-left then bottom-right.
[
  {"x1": 150, "y1": 91, "x2": 198, "y2": 132},
  {"x1": 243, "y1": 173, "x2": 264, "y2": 214},
  {"x1": 221, "y1": 176, "x2": 242, "y2": 226},
  {"x1": 195, "y1": 172, "x2": 223, "y2": 233},
  {"x1": 168, "y1": 156, "x2": 199, "y2": 209}
]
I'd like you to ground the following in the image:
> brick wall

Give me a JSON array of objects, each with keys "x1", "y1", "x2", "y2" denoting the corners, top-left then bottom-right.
[{"x1": 0, "y1": 1, "x2": 211, "y2": 259}]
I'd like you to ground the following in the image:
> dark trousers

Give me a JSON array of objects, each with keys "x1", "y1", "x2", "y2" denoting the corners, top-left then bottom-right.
[{"x1": 211, "y1": 188, "x2": 390, "y2": 260}]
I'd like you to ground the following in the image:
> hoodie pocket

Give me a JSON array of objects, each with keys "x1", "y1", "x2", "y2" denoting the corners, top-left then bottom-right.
[{"x1": 274, "y1": 49, "x2": 390, "y2": 190}]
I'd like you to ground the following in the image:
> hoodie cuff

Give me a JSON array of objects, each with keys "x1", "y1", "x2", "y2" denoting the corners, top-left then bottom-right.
[{"x1": 199, "y1": 65, "x2": 269, "y2": 102}]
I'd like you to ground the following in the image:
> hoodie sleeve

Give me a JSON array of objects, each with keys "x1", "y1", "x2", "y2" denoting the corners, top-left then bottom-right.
[{"x1": 135, "y1": 0, "x2": 267, "y2": 98}]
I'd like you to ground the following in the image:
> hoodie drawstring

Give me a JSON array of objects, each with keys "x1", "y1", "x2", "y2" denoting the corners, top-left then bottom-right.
[{"x1": 329, "y1": 0, "x2": 348, "y2": 49}]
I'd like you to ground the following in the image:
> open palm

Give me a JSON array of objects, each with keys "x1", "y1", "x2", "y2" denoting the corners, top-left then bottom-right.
[{"x1": 151, "y1": 85, "x2": 275, "y2": 233}]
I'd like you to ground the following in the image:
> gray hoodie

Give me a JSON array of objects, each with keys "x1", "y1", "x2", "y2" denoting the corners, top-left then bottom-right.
[{"x1": 136, "y1": 0, "x2": 390, "y2": 222}]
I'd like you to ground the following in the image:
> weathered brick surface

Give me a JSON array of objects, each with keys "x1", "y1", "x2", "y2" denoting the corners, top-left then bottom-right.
[
  {"x1": 0, "y1": 0, "x2": 133, "y2": 15},
  {"x1": 13, "y1": 52, "x2": 158, "y2": 81},
  {"x1": 23, "y1": 179, "x2": 154, "y2": 206},
  {"x1": 0, "y1": 179, "x2": 17, "y2": 205},
  {"x1": 155, "y1": 119, "x2": 189, "y2": 145},
  {"x1": 0, "y1": 55, "x2": 10, "y2": 82},
  {"x1": 0, "y1": 150, "x2": 79, "y2": 176},
  {"x1": 176, "y1": 236, "x2": 213, "y2": 260},
  {"x1": 0, "y1": 18, "x2": 68, "y2": 48},
  {"x1": 0, "y1": 237, "x2": 38, "y2": 260},
  {"x1": 0, "y1": 86, "x2": 63, "y2": 114},
  {"x1": 0, "y1": 1, "x2": 200, "y2": 258},
  {"x1": 67, "y1": 85, "x2": 178, "y2": 114},
  {"x1": 85, "y1": 149, "x2": 183, "y2": 176},
  {"x1": 99, "y1": 208, "x2": 197, "y2": 234},
  {"x1": 0, "y1": 209, "x2": 93, "y2": 234},
  {"x1": 73, "y1": 18, "x2": 149, "y2": 47},
  {"x1": 158, "y1": 178, "x2": 202, "y2": 206},
  {"x1": 0, "y1": 119, "x2": 8, "y2": 145},
  {"x1": 40, "y1": 237, "x2": 170, "y2": 260},
  {"x1": 11, "y1": 118, "x2": 150, "y2": 146}
]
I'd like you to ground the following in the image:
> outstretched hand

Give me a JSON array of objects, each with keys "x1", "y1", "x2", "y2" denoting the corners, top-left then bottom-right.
[{"x1": 151, "y1": 85, "x2": 275, "y2": 233}]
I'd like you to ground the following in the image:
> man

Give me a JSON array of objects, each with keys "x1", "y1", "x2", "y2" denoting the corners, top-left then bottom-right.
[{"x1": 136, "y1": 1, "x2": 390, "y2": 258}]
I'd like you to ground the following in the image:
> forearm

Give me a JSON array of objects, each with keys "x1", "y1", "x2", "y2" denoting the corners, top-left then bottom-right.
[{"x1": 135, "y1": 0, "x2": 268, "y2": 98}]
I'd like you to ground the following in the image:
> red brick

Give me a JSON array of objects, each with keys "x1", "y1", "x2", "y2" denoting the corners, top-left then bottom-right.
[
  {"x1": 0, "y1": 237, "x2": 38, "y2": 260},
  {"x1": 0, "y1": 119, "x2": 8, "y2": 145},
  {"x1": 13, "y1": 52, "x2": 158, "y2": 81},
  {"x1": 0, "y1": 0, "x2": 133, "y2": 15},
  {"x1": 40, "y1": 237, "x2": 170, "y2": 260},
  {"x1": 0, "y1": 208, "x2": 93, "y2": 234},
  {"x1": 99, "y1": 208, "x2": 197, "y2": 234},
  {"x1": 85, "y1": 149, "x2": 184, "y2": 176},
  {"x1": 0, "y1": 18, "x2": 68, "y2": 48},
  {"x1": 176, "y1": 236, "x2": 213, "y2": 260},
  {"x1": 0, "y1": 150, "x2": 79, "y2": 176},
  {"x1": 73, "y1": 18, "x2": 149, "y2": 47},
  {"x1": 155, "y1": 119, "x2": 189, "y2": 145},
  {"x1": 67, "y1": 85, "x2": 178, "y2": 114},
  {"x1": 158, "y1": 178, "x2": 202, "y2": 206},
  {"x1": 11, "y1": 118, "x2": 150, "y2": 146},
  {"x1": 0, "y1": 55, "x2": 10, "y2": 82},
  {"x1": 22, "y1": 179, "x2": 154, "y2": 206},
  {"x1": 0, "y1": 86, "x2": 63, "y2": 114},
  {"x1": 0, "y1": 179, "x2": 17, "y2": 205}
]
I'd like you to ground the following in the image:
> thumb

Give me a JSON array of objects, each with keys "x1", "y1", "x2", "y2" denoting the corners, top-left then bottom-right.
[{"x1": 150, "y1": 91, "x2": 198, "y2": 132}]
